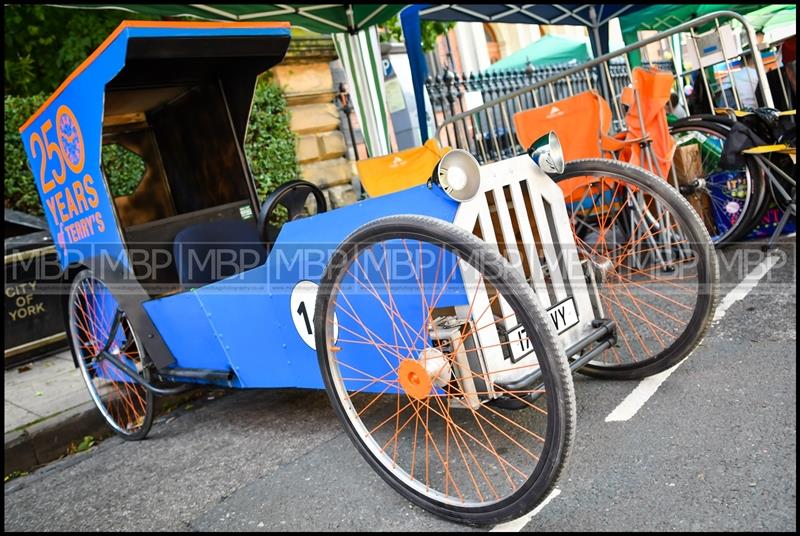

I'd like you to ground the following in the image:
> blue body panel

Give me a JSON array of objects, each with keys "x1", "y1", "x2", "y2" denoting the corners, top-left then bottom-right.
[{"x1": 143, "y1": 185, "x2": 461, "y2": 388}]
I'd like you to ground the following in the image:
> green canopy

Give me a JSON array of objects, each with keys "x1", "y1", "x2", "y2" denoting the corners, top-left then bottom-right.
[
  {"x1": 733, "y1": 5, "x2": 796, "y2": 42},
  {"x1": 618, "y1": 5, "x2": 771, "y2": 67},
  {"x1": 485, "y1": 35, "x2": 591, "y2": 73},
  {"x1": 619, "y1": 4, "x2": 769, "y2": 34},
  {"x1": 52, "y1": 4, "x2": 403, "y2": 34}
]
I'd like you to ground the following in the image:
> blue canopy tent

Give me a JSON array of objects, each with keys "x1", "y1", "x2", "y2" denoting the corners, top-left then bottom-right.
[{"x1": 401, "y1": 4, "x2": 648, "y2": 141}]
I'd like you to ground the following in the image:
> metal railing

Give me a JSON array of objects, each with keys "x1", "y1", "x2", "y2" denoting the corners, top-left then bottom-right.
[
  {"x1": 435, "y1": 10, "x2": 778, "y2": 165},
  {"x1": 425, "y1": 60, "x2": 675, "y2": 141}
]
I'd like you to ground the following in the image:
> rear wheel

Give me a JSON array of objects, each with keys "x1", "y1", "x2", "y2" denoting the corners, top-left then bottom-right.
[
  {"x1": 67, "y1": 269, "x2": 154, "y2": 440},
  {"x1": 315, "y1": 215, "x2": 575, "y2": 525},
  {"x1": 552, "y1": 159, "x2": 718, "y2": 380}
]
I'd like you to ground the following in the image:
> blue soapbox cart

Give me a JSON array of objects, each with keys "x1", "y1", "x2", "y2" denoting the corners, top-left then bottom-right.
[{"x1": 20, "y1": 21, "x2": 717, "y2": 525}]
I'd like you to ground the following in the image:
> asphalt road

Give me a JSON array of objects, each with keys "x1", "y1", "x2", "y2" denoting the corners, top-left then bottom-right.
[{"x1": 4, "y1": 240, "x2": 796, "y2": 532}]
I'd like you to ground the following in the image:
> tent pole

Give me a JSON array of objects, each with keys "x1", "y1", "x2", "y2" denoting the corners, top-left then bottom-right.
[
  {"x1": 589, "y1": 7, "x2": 612, "y2": 105},
  {"x1": 400, "y1": 5, "x2": 430, "y2": 142}
]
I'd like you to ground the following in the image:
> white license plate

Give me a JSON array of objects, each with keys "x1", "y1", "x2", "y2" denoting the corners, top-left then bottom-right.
[
  {"x1": 506, "y1": 297, "x2": 579, "y2": 363},
  {"x1": 546, "y1": 296, "x2": 579, "y2": 334}
]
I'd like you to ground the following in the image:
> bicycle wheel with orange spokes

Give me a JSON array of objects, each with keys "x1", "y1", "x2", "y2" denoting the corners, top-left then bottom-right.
[
  {"x1": 68, "y1": 269, "x2": 154, "y2": 440},
  {"x1": 315, "y1": 215, "x2": 575, "y2": 525},
  {"x1": 553, "y1": 159, "x2": 718, "y2": 380}
]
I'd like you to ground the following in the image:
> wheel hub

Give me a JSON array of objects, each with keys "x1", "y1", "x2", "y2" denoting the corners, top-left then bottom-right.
[
  {"x1": 589, "y1": 254, "x2": 614, "y2": 284},
  {"x1": 398, "y1": 359, "x2": 432, "y2": 400},
  {"x1": 398, "y1": 348, "x2": 451, "y2": 400}
]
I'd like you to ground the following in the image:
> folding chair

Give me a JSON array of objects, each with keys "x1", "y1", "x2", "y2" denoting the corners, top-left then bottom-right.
[
  {"x1": 356, "y1": 138, "x2": 450, "y2": 198},
  {"x1": 513, "y1": 68, "x2": 677, "y2": 184},
  {"x1": 616, "y1": 67, "x2": 678, "y2": 182}
]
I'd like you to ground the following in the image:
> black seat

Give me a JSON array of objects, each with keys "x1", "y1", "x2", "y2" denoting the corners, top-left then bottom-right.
[{"x1": 173, "y1": 219, "x2": 267, "y2": 289}]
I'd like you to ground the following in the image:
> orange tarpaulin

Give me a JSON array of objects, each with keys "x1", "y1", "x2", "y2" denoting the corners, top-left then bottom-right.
[{"x1": 357, "y1": 138, "x2": 450, "y2": 198}]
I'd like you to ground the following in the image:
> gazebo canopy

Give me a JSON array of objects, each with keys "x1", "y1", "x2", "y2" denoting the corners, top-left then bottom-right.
[
  {"x1": 735, "y1": 5, "x2": 796, "y2": 42},
  {"x1": 618, "y1": 4, "x2": 768, "y2": 34},
  {"x1": 52, "y1": 4, "x2": 403, "y2": 34}
]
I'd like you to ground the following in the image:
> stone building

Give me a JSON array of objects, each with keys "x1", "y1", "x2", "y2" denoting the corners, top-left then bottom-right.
[{"x1": 271, "y1": 31, "x2": 359, "y2": 209}]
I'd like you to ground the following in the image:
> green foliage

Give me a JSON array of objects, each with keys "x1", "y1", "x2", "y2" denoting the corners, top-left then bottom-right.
[
  {"x1": 5, "y1": 80, "x2": 298, "y2": 215},
  {"x1": 102, "y1": 144, "x2": 146, "y2": 197},
  {"x1": 379, "y1": 15, "x2": 456, "y2": 52},
  {"x1": 73, "y1": 435, "x2": 96, "y2": 453},
  {"x1": 379, "y1": 15, "x2": 404, "y2": 44},
  {"x1": 4, "y1": 93, "x2": 47, "y2": 215},
  {"x1": 421, "y1": 21, "x2": 457, "y2": 52},
  {"x1": 4, "y1": 5, "x2": 151, "y2": 96},
  {"x1": 244, "y1": 76, "x2": 299, "y2": 201},
  {"x1": 4, "y1": 470, "x2": 29, "y2": 482}
]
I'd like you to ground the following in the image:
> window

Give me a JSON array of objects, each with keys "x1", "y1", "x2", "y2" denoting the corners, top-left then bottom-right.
[
  {"x1": 102, "y1": 143, "x2": 146, "y2": 198},
  {"x1": 483, "y1": 24, "x2": 501, "y2": 64}
]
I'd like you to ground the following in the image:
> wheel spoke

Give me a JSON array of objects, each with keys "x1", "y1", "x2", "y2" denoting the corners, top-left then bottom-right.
[{"x1": 558, "y1": 162, "x2": 710, "y2": 374}]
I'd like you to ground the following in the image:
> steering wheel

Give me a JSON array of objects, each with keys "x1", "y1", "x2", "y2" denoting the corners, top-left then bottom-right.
[{"x1": 258, "y1": 180, "x2": 327, "y2": 251}]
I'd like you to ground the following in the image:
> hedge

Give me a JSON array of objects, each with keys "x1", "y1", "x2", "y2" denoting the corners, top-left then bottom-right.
[
  {"x1": 4, "y1": 77, "x2": 298, "y2": 216},
  {"x1": 4, "y1": 93, "x2": 48, "y2": 215},
  {"x1": 245, "y1": 77, "x2": 300, "y2": 200}
]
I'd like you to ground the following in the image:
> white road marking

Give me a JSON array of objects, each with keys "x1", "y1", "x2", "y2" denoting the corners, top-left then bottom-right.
[
  {"x1": 490, "y1": 488, "x2": 561, "y2": 532},
  {"x1": 605, "y1": 254, "x2": 780, "y2": 423},
  {"x1": 605, "y1": 357, "x2": 688, "y2": 422},
  {"x1": 712, "y1": 255, "x2": 780, "y2": 322}
]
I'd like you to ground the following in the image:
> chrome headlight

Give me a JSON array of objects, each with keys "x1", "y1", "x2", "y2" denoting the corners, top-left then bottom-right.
[
  {"x1": 527, "y1": 131, "x2": 565, "y2": 175},
  {"x1": 429, "y1": 149, "x2": 481, "y2": 202}
]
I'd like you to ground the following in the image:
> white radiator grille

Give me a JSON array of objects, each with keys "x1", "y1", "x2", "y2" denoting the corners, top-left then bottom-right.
[{"x1": 453, "y1": 155, "x2": 598, "y2": 383}]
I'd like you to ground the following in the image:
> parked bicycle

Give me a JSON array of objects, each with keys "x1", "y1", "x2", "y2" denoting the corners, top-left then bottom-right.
[{"x1": 669, "y1": 108, "x2": 796, "y2": 247}]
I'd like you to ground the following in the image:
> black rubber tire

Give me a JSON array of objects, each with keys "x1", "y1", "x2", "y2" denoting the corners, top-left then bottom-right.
[
  {"x1": 67, "y1": 269, "x2": 154, "y2": 441},
  {"x1": 552, "y1": 159, "x2": 719, "y2": 380},
  {"x1": 671, "y1": 115, "x2": 736, "y2": 131},
  {"x1": 669, "y1": 120, "x2": 769, "y2": 246},
  {"x1": 314, "y1": 215, "x2": 576, "y2": 525}
]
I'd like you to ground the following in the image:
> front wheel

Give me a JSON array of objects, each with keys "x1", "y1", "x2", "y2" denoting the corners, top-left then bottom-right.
[
  {"x1": 315, "y1": 215, "x2": 575, "y2": 525},
  {"x1": 552, "y1": 159, "x2": 719, "y2": 380}
]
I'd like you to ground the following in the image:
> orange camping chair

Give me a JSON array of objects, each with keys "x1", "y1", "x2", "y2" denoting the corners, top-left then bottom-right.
[
  {"x1": 513, "y1": 90, "x2": 614, "y2": 160},
  {"x1": 513, "y1": 90, "x2": 629, "y2": 195},
  {"x1": 513, "y1": 69, "x2": 677, "y2": 182},
  {"x1": 356, "y1": 138, "x2": 450, "y2": 198},
  {"x1": 616, "y1": 67, "x2": 677, "y2": 180},
  {"x1": 512, "y1": 85, "x2": 672, "y2": 221}
]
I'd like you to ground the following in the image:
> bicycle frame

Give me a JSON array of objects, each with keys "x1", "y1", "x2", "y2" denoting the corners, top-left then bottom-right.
[{"x1": 744, "y1": 146, "x2": 797, "y2": 249}]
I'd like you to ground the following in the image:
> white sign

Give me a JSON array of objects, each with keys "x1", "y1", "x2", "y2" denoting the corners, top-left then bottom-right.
[
  {"x1": 290, "y1": 281, "x2": 338, "y2": 349},
  {"x1": 464, "y1": 90, "x2": 485, "y2": 112},
  {"x1": 507, "y1": 297, "x2": 579, "y2": 363}
]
